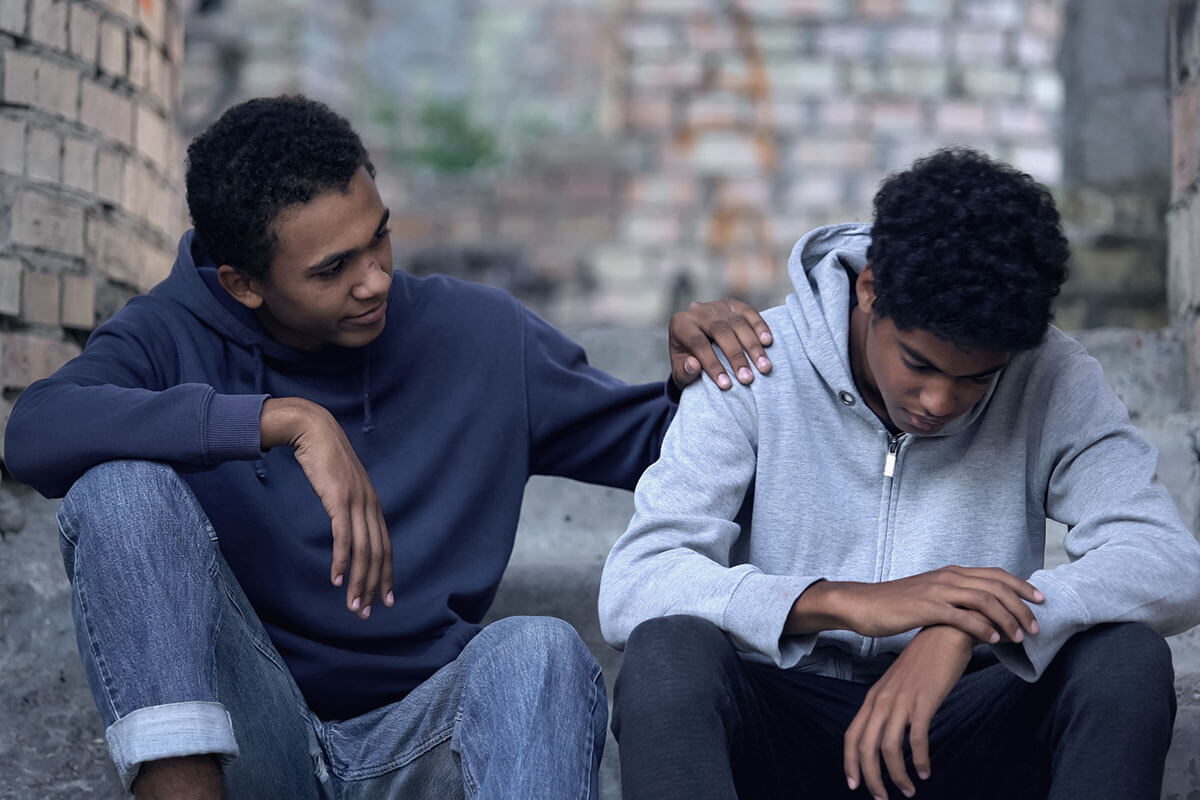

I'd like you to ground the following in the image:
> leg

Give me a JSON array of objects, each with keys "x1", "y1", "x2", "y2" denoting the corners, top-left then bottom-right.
[
  {"x1": 1039, "y1": 622, "x2": 1176, "y2": 800},
  {"x1": 58, "y1": 460, "x2": 324, "y2": 797},
  {"x1": 326, "y1": 615, "x2": 606, "y2": 800},
  {"x1": 612, "y1": 615, "x2": 862, "y2": 800}
]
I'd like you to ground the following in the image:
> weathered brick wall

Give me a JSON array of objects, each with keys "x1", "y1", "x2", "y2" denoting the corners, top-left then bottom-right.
[
  {"x1": 0, "y1": 0, "x2": 185, "y2": 450},
  {"x1": 179, "y1": 0, "x2": 1067, "y2": 326},
  {"x1": 1170, "y1": 0, "x2": 1200, "y2": 411}
]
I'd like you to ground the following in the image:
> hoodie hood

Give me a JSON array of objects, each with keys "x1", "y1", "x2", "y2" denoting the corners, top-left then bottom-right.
[{"x1": 783, "y1": 222, "x2": 997, "y2": 438}]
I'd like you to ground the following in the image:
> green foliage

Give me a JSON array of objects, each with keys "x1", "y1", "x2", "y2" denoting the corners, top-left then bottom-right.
[{"x1": 383, "y1": 98, "x2": 499, "y2": 175}]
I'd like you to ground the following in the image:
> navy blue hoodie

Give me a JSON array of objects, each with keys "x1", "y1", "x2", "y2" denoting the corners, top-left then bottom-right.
[{"x1": 6, "y1": 231, "x2": 674, "y2": 720}]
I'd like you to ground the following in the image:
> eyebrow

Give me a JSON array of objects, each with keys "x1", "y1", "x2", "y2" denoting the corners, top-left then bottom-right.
[
  {"x1": 305, "y1": 209, "x2": 391, "y2": 274},
  {"x1": 899, "y1": 342, "x2": 1007, "y2": 379}
]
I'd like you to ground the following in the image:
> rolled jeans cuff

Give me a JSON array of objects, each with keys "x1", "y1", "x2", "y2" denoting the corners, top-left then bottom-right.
[{"x1": 106, "y1": 701, "x2": 239, "y2": 792}]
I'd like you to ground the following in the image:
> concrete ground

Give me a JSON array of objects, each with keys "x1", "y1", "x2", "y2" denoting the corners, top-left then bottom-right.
[{"x1": 2, "y1": 325, "x2": 1198, "y2": 798}]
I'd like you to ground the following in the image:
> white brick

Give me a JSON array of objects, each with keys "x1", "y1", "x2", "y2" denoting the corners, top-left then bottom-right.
[
  {"x1": 791, "y1": 138, "x2": 875, "y2": 169},
  {"x1": 954, "y1": 30, "x2": 1007, "y2": 63},
  {"x1": 99, "y1": 19, "x2": 127, "y2": 77},
  {"x1": 135, "y1": 104, "x2": 169, "y2": 170},
  {"x1": 96, "y1": 149, "x2": 123, "y2": 205},
  {"x1": 21, "y1": 271, "x2": 60, "y2": 324},
  {"x1": 29, "y1": 0, "x2": 67, "y2": 51},
  {"x1": 80, "y1": 81, "x2": 133, "y2": 144},
  {"x1": 766, "y1": 59, "x2": 840, "y2": 94},
  {"x1": 128, "y1": 35, "x2": 149, "y2": 90},
  {"x1": 962, "y1": 67, "x2": 1023, "y2": 99},
  {"x1": 691, "y1": 132, "x2": 764, "y2": 174},
  {"x1": 885, "y1": 26, "x2": 945, "y2": 59},
  {"x1": 882, "y1": 63, "x2": 949, "y2": 96},
  {"x1": 26, "y1": 126, "x2": 60, "y2": 183},
  {"x1": 61, "y1": 274, "x2": 95, "y2": 329},
  {"x1": 4, "y1": 51, "x2": 79, "y2": 119},
  {"x1": 962, "y1": 0, "x2": 1024, "y2": 29},
  {"x1": 0, "y1": 258, "x2": 22, "y2": 317},
  {"x1": 0, "y1": 117, "x2": 23, "y2": 174},
  {"x1": 1029, "y1": 70, "x2": 1063, "y2": 110},
  {"x1": 63, "y1": 136, "x2": 96, "y2": 193},
  {"x1": 68, "y1": 3, "x2": 99, "y2": 61},
  {"x1": 1011, "y1": 145, "x2": 1061, "y2": 185},
  {"x1": 12, "y1": 191, "x2": 85, "y2": 256},
  {"x1": 0, "y1": 0, "x2": 26, "y2": 33}
]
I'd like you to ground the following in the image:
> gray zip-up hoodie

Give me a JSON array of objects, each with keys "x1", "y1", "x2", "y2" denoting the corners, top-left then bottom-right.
[{"x1": 599, "y1": 223, "x2": 1200, "y2": 682}]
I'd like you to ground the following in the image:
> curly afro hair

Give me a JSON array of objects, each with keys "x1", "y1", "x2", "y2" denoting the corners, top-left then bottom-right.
[
  {"x1": 866, "y1": 147, "x2": 1069, "y2": 353},
  {"x1": 185, "y1": 95, "x2": 375, "y2": 281}
]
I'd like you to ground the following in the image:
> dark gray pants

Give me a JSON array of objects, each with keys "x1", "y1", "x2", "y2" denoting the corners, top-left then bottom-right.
[{"x1": 613, "y1": 615, "x2": 1176, "y2": 800}]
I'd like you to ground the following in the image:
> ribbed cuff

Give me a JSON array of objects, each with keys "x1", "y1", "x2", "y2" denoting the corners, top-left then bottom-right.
[
  {"x1": 106, "y1": 701, "x2": 239, "y2": 792},
  {"x1": 990, "y1": 572, "x2": 1090, "y2": 682},
  {"x1": 723, "y1": 571, "x2": 821, "y2": 665},
  {"x1": 202, "y1": 392, "x2": 269, "y2": 463}
]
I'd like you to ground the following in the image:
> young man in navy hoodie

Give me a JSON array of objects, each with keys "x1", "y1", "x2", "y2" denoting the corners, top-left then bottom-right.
[
  {"x1": 599, "y1": 149, "x2": 1200, "y2": 799},
  {"x1": 4, "y1": 95, "x2": 772, "y2": 799}
]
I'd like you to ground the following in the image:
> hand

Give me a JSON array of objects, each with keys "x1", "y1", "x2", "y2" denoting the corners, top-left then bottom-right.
[
  {"x1": 260, "y1": 397, "x2": 393, "y2": 619},
  {"x1": 668, "y1": 298, "x2": 773, "y2": 390},
  {"x1": 786, "y1": 566, "x2": 1043, "y2": 644},
  {"x1": 844, "y1": 626, "x2": 974, "y2": 799}
]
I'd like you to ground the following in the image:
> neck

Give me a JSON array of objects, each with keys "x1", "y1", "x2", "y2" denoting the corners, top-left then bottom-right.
[{"x1": 848, "y1": 306, "x2": 896, "y2": 431}]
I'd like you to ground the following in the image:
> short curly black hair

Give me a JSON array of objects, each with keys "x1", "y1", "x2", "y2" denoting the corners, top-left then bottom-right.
[
  {"x1": 866, "y1": 147, "x2": 1069, "y2": 353},
  {"x1": 185, "y1": 95, "x2": 375, "y2": 280}
]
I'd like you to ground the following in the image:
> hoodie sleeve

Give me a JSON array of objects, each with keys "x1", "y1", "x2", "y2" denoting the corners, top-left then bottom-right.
[
  {"x1": 598, "y1": 360, "x2": 820, "y2": 664},
  {"x1": 523, "y1": 309, "x2": 675, "y2": 489},
  {"x1": 990, "y1": 340, "x2": 1200, "y2": 681},
  {"x1": 4, "y1": 298, "x2": 268, "y2": 499}
]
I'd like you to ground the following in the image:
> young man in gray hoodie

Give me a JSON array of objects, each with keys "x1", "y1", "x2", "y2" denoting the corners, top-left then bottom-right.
[{"x1": 598, "y1": 148, "x2": 1200, "y2": 800}]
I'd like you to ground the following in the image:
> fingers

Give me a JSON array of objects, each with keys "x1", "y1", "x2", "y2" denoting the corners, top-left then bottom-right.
[
  {"x1": 726, "y1": 298, "x2": 774, "y2": 347},
  {"x1": 909, "y1": 708, "x2": 933, "y2": 785},
  {"x1": 882, "y1": 710, "x2": 914, "y2": 798},
  {"x1": 936, "y1": 569, "x2": 1041, "y2": 642},
  {"x1": 376, "y1": 502, "x2": 394, "y2": 607},
  {"x1": 345, "y1": 504, "x2": 373, "y2": 618},
  {"x1": 330, "y1": 513, "x2": 350, "y2": 590}
]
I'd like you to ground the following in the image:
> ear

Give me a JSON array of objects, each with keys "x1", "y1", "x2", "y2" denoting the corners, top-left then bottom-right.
[
  {"x1": 855, "y1": 264, "x2": 877, "y2": 314},
  {"x1": 217, "y1": 264, "x2": 265, "y2": 310}
]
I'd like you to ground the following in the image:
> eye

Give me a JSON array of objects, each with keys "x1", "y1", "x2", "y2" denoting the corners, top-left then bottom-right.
[
  {"x1": 314, "y1": 260, "x2": 346, "y2": 280},
  {"x1": 902, "y1": 359, "x2": 930, "y2": 373},
  {"x1": 371, "y1": 227, "x2": 392, "y2": 248},
  {"x1": 969, "y1": 375, "x2": 993, "y2": 386}
]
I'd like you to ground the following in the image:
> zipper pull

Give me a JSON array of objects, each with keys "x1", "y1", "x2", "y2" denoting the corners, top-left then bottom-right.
[{"x1": 884, "y1": 434, "x2": 903, "y2": 477}]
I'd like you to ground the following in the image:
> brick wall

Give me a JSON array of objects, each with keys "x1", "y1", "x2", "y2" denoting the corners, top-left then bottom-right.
[
  {"x1": 180, "y1": 0, "x2": 1066, "y2": 327},
  {"x1": 0, "y1": 0, "x2": 186, "y2": 450},
  {"x1": 1169, "y1": 0, "x2": 1200, "y2": 411}
]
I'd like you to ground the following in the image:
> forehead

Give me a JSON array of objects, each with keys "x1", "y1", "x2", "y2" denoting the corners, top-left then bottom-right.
[
  {"x1": 268, "y1": 167, "x2": 383, "y2": 270},
  {"x1": 890, "y1": 323, "x2": 1008, "y2": 376}
]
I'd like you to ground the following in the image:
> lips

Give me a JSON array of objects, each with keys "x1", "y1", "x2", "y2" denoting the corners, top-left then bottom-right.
[
  {"x1": 905, "y1": 410, "x2": 947, "y2": 434},
  {"x1": 346, "y1": 303, "x2": 386, "y2": 325}
]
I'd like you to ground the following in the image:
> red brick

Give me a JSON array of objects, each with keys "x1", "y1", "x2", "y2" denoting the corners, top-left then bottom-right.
[
  {"x1": 61, "y1": 274, "x2": 96, "y2": 329},
  {"x1": 2, "y1": 332, "x2": 81, "y2": 390}
]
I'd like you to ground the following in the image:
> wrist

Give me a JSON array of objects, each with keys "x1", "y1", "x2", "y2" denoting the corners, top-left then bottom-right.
[
  {"x1": 259, "y1": 397, "x2": 323, "y2": 450},
  {"x1": 785, "y1": 580, "x2": 854, "y2": 635}
]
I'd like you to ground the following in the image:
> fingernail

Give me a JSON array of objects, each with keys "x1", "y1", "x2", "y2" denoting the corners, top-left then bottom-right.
[
  {"x1": 846, "y1": 777, "x2": 858, "y2": 791},
  {"x1": 1013, "y1": 629, "x2": 1024, "y2": 643},
  {"x1": 717, "y1": 374, "x2": 732, "y2": 389},
  {"x1": 386, "y1": 591, "x2": 395, "y2": 606},
  {"x1": 351, "y1": 597, "x2": 361, "y2": 611},
  {"x1": 737, "y1": 367, "x2": 753, "y2": 383},
  {"x1": 685, "y1": 359, "x2": 698, "y2": 374},
  {"x1": 1034, "y1": 590, "x2": 1045, "y2": 602},
  {"x1": 902, "y1": 789, "x2": 915, "y2": 798},
  {"x1": 760, "y1": 332, "x2": 772, "y2": 344},
  {"x1": 1030, "y1": 620, "x2": 1040, "y2": 634},
  {"x1": 875, "y1": 794, "x2": 886, "y2": 800},
  {"x1": 333, "y1": 574, "x2": 343, "y2": 587},
  {"x1": 757, "y1": 357, "x2": 771, "y2": 370},
  {"x1": 361, "y1": 605, "x2": 371, "y2": 619},
  {"x1": 989, "y1": 631, "x2": 1000, "y2": 643},
  {"x1": 919, "y1": 770, "x2": 930, "y2": 780}
]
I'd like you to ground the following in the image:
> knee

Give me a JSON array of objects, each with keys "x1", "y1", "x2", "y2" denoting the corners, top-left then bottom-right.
[
  {"x1": 618, "y1": 616, "x2": 737, "y2": 705},
  {"x1": 58, "y1": 460, "x2": 209, "y2": 569},
  {"x1": 473, "y1": 616, "x2": 599, "y2": 685},
  {"x1": 1058, "y1": 623, "x2": 1175, "y2": 718}
]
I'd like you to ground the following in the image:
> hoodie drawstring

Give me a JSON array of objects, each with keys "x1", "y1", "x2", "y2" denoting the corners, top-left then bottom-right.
[
  {"x1": 252, "y1": 344, "x2": 268, "y2": 480},
  {"x1": 361, "y1": 343, "x2": 374, "y2": 434}
]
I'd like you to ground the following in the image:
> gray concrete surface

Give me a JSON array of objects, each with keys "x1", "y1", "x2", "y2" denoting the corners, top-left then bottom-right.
[{"x1": 2, "y1": 325, "x2": 1199, "y2": 798}]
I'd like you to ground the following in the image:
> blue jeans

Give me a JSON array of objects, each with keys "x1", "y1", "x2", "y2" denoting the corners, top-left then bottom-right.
[{"x1": 57, "y1": 460, "x2": 607, "y2": 799}]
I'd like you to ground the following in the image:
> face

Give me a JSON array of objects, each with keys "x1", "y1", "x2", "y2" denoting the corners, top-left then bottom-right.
[
  {"x1": 223, "y1": 167, "x2": 394, "y2": 351},
  {"x1": 851, "y1": 268, "x2": 1009, "y2": 436}
]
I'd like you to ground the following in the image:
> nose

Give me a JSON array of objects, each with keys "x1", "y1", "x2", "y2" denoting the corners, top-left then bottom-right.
[
  {"x1": 919, "y1": 376, "x2": 957, "y2": 418},
  {"x1": 352, "y1": 257, "x2": 391, "y2": 299}
]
